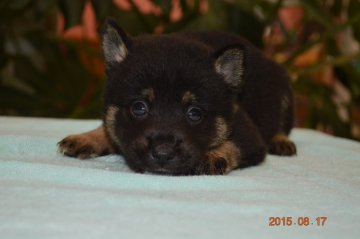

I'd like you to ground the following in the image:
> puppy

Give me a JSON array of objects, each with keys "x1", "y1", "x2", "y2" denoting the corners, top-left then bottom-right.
[{"x1": 58, "y1": 19, "x2": 296, "y2": 175}]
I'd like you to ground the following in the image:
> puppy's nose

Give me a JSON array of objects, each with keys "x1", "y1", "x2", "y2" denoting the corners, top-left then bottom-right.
[{"x1": 151, "y1": 145, "x2": 175, "y2": 163}]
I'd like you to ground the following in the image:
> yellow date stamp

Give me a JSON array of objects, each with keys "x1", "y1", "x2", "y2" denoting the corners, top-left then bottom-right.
[{"x1": 268, "y1": 217, "x2": 327, "y2": 227}]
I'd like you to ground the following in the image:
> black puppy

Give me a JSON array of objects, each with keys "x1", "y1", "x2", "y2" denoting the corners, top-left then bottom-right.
[{"x1": 58, "y1": 19, "x2": 296, "y2": 175}]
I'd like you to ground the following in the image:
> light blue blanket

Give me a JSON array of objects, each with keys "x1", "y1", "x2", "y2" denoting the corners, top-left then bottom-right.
[{"x1": 0, "y1": 116, "x2": 359, "y2": 239}]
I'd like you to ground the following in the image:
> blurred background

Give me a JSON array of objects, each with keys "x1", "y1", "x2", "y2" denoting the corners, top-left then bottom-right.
[{"x1": 0, "y1": 0, "x2": 359, "y2": 141}]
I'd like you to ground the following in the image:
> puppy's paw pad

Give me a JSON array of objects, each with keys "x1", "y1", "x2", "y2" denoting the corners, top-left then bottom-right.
[
  {"x1": 268, "y1": 134, "x2": 297, "y2": 156},
  {"x1": 58, "y1": 135, "x2": 99, "y2": 159}
]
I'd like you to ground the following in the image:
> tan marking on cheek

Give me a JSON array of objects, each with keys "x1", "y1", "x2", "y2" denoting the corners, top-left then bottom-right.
[
  {"x1": 210, "y1": 117, "x2": 229, "y2": 147},
  {"x1": 182, "y1": 91, "x2": 196, "y2": 104},
  {"x1": 206, "y1": 141, "x2": 240, "y2": 175},
  {"x1": 142, "y1": 88, "x2": 155, "y2": 102},
  {"x1": 104, "y1": 106, "x2": 122, "y2": 148},
  {"x1": 281, "y1": 95, "x2": 290, "y2": 111},
  {"x1": 233, "y1": 101, "x2": 240, "y2": 114}
]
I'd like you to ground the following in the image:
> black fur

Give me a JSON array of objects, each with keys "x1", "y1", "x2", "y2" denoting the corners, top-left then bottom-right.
[{"x1": 101, "y1": 18, "x2": 296, "y2": 175}]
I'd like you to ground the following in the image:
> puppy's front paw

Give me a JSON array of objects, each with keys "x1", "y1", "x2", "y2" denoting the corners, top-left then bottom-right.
[
  {"x1": 268, "y1": 134, "x2": 297, "y2": 156},
  {"x1": 198, "y1": 141, "x2": 240, "y2": 175},
  {"x1": 58, "y1": 127, "x2": 113, "y2": 159},
  {"x1": 58, "y1": 135, "x2": 101, "y2": 159}
]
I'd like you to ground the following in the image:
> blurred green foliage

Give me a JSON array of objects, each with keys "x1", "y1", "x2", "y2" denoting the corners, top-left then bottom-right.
[{"x1": 0, "y1": 0, "x2": 360, "y2": 139}]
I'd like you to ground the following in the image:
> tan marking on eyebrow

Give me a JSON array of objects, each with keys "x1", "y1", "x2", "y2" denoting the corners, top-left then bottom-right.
[
  {"x1": 141, "y1": 88, "x2": 155, "y2": 102},
  {"x1": 233, "y1": 101, "x2": 240, "y2": 114},
  {"x1": 210, "y1": 117, "x2": 229, "y2": 148},
  {"x1": 182, "y1": 91, "x2": 196, "y2": 104}
]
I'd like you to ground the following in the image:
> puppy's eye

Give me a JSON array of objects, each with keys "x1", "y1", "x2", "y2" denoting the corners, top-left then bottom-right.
[
  {"x1": 130, "y1": 100, "x2": 149, "y2": 118},
  {"x1": 186, "y1": 106, "x2": 203, "y2": 124}
]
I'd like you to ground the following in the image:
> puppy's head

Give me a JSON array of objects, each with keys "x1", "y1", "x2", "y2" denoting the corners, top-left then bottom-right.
[{"x1": 101, "y1": 19, "x2": 244, "y2": 175}]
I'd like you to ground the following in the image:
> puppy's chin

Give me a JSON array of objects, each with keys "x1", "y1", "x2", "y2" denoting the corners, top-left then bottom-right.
[
  {"x1": 143, "y1": 155, "x2": 200, "y2": 176},
  {"x1": 146, "y1": 157, "x2": 198, "y2": 176},
  {"x1": 146, "y1": 165, "x2": 189, "y2": 176}
]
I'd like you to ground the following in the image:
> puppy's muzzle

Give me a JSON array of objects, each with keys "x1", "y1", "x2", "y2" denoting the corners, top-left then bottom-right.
[
  {"x1": 151, "y1": 144, "x2": 175, "y2": 165},
  {"x1": 147, "y1": 132, "x2": 182, "y2": 166}
]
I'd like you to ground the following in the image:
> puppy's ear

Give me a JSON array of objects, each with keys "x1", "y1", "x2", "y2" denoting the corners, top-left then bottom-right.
[
  {"x1": 101, "y1": 18, "x2": 130, "y2": 65},
  {"x1": 214, "y1": 46, "x2": 245, "y2": 90}
]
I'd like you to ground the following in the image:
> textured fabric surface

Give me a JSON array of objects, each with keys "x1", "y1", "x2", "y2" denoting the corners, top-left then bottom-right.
[{"x1": 0, "y1": 116, "x2": 359, "y2": 239}]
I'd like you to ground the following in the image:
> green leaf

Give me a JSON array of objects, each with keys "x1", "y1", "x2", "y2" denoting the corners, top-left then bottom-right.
[
  {"x1": 300, "y1": 0, "x2": 335, "y2": 31},
  {"x1": 179, "y1": 0, "x2": 187, "y2": 12},
  {"x1": 153, "y1": 0, "x2": 172, "y2": 16},
  {"x1": 163, "y1": 0, "x2": 201, "y2": 32},
  {"x1": 330, "y1": 0, "x2": 342, "y2": 17},
  {"x1": 33, "y1": 0, "x2": 58, "y2": 18},
  {"x1": 336, "y1": 63, "x2": 360, "y2": 104},
  {"x1": 58, "y1": 0, "x2": 86, "y2": 29},
  {"x1": 224, "y1": 2, "x2": 265, "y2": 48},
  {"x1": 5, "y1": 0, "x2": 31, "y2": 10},
  {"x1": 176, "y1": 0, "x2": 225, "y2": 32},
  {"x1": 349, "y1": 0, "x2": 360, "y2": 42},
  {"x1": 91, "y1": 0, "x2": 113, "y2": 21},
  {"x1": 112, "y1": 9, "x2": 157, "y2": 34},
  {"x1": 0, "y1": 36, "x2": 6, "y2": 68}
]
